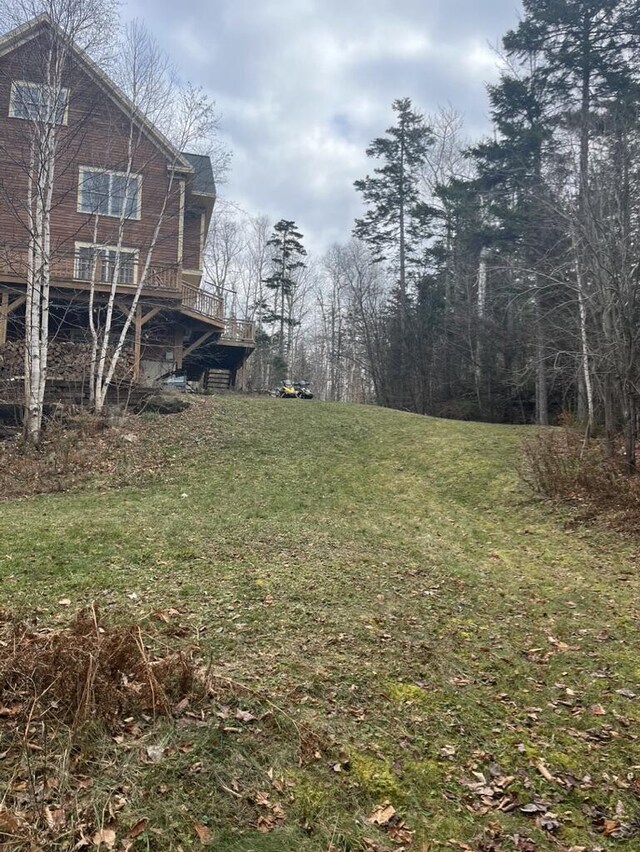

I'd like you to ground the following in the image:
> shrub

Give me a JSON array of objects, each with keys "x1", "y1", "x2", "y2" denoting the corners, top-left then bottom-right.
[
  {"x1": 521, "y1": 423, "x2": 640, "y2": 527},
  {"x1": 0, "y1": 606, "x2": 197, "y2": 730}
]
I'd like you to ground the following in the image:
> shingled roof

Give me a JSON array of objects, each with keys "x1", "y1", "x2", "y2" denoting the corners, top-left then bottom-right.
[{"x1": 182, "y1": 153, "x2": 216, "y2": 198}]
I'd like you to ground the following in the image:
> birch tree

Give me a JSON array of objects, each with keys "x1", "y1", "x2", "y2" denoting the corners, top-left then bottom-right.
[
  {"x1": 503, "y1": 0, "x2": 640, "y2": 444},
  {"x1": 0, "y1": 0, "x2": 117, "y2": 443},
  {"x1": 85, "y1": 21, "x2": 221, "y2": 413}
]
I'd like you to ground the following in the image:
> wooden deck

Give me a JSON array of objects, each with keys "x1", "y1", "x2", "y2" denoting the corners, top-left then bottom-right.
[
  {"x1": 0, "y1": 248, "x2": 180, "y2": 290},
  {"x1": 0, "y1": 248, "x2": 255, "y2": 347},
  {"x1": 180, "y1": 281, "x2": 224, "y2": 326},
  {"x1": 221, "y1": 318, "x2": 255, "y2": 346},
  {"x1": 0, "y1": 249, "x2": 228, "y2": 328}
]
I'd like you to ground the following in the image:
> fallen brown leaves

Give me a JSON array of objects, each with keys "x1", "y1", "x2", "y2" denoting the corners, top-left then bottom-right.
[
  {"x1": 0, "y1": 601, "x2": 333, "y2": 850},
  {"x1": 194, "y1": 820, "x2": 213, "y2": 843},
  {"x1": 122, "y1": 818, "x2": 149, "y2": 846},
  {"x1": 0, "y1": 605, "x2": 199, "y2": 849},
  {"x1": 91, "y1": 827, "x2": 117, "y2": 849},
  {"x1": 367, "y1": 802, "x2": 414, "y2": 848},
  {"x1": 252, "y1": 789, "x2": 287, "y2": 833},
  {"x1": 0, "y1": 605, "x2": 196, "y2": 728},
  {"x1": 0, "y1": 395, "x2": 216, "y2": 501},
  {"x1": 462, "y1": 771, "x2": 519, "y2": 815},
  {"x1": 458, "y1": 740, "x2": 640, "y2": 846},
  {"x1": 522, "y1": 427, "x2": 640, "y2": 537}
]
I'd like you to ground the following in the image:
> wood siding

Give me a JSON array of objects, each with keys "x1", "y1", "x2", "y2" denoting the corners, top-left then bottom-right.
[
  {"x1": 182, "y1": 208, "x2": 203, "y2": 272},
  {"x1": 0, "y1": 22, "x2": 254, "y2": 387},
  {"x1": 0, "y1": 33, "x2": 182, "y2": 272}
]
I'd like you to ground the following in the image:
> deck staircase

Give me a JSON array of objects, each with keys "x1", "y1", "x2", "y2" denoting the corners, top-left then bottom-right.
[{"x1": 205, "y1": 368, "x2": 232, "y2": 391}]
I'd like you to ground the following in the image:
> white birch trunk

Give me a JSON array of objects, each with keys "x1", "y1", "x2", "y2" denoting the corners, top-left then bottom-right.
[
  {"x1": 21, "y1": 42, "x2": 62, "y2": 444},
  {"x1": 87, "y1": 216, "x2": 101, "y2": 403},
  {"x1": 94, "y1": 175, "x2": 175, "y2": 412},
  {"x1": 24, "y1": 141, "x2": 39, "y2": 441},
  {"x1": 474, "y1": 247, "x2": 488, "y2": 405},
  {"x1": 575, "y1": 256, "x2": 595, "y2": 451},
  {"x1": 92, "y1": 123, "x2": 137, "y2": 407}
]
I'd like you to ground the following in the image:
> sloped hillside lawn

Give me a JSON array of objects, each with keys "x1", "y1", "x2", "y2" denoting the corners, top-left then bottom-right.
[{"x1": 1, "y1": 396, "x2": 639, "y2": 851}]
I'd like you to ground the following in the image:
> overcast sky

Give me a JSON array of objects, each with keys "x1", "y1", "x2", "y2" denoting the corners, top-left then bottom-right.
[{"x1": 124, "y1": 0, "x2": 523, "y2": 254}]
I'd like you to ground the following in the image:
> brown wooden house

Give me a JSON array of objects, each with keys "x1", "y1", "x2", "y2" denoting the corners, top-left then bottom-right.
[{"x1": 0, "y1": 15, "x2": 254, "y2": 403}]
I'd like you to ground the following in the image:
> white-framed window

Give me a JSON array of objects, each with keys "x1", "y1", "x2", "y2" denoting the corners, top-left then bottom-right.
[
  {"x1": 75, "y1": 243, "x2": 138, "y2": 286},
  {"x1": 9, "y1": 81, "x2": 69, "y2": 125},
  {"x1": 78, "y1": 167, "x2": 141, "y2": 220}
]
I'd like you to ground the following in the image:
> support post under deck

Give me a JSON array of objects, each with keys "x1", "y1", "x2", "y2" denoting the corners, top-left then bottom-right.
[{"x1": 0, "y1": 291, "x2": 8, "y2": 347}]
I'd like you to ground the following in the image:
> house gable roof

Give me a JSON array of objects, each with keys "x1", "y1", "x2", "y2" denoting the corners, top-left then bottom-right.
[{"x1": 0, "y1": 14, "x2": 194, "y2": 173}]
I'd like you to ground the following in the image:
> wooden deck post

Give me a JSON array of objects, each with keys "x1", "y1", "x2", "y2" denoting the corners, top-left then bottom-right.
[
  {"x1": 240, "y1": 356, "x2": 248, "y2": 391},
  {"x1": 141, "y1": 306, "x2": 162, "y2": 326},
  {"x1": 174, "y1": 326, "x2": 184, "y2": 370},
  {"x1": 236, "y1": 358, "x2": 247, "y2": 391},
  {"x1": 133, "y1": 304, "x2": 142, "y2": 382},
  {"x1": 0, "y1": 291, "x2": 8, "y2": 347},
  {"x1": 0, "y1": 292, "x2": 26, "y2": 347}
]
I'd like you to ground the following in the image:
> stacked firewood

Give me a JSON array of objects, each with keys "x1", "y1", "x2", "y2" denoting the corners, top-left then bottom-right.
[
  {"x1": 0, "y1": 341, "x2": 135, "y2": 381},
  {"x1": 0, "y1": 341, "x2": 27, "y2": 380}
]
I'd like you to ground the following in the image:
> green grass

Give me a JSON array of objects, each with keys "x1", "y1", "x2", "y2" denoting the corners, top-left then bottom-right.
[{"x1": 2, "y1": 396, "x2": 640, "y2": 850}]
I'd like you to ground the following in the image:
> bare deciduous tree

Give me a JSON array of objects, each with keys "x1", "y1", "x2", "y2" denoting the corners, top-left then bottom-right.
[
  {"x1": 0, "y1": 0, "x2": 117, "y2": 442},
  {"x1": 86, "y1": 20, "x2": 222, "y2": 413}
]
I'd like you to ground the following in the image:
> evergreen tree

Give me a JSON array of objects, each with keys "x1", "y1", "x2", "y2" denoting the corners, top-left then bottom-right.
[
  {"x1": 353, "y1": 98, "x2": 435, "y2": 407},
  {"x1": 503, "y1": 0, "x2": 640, "y2": 200},
  {"x1": 471, "y1": 70, "x2": 565, "y2": 424},
  {"x1": 504, "y1": 0, "x2": 640, "y2": 455},
  {"x1": 263, "y1": 219, "x2": 307, "y2": 375},
  {"x1": 427, "y1": 177, "x2": 489, "y2": 415}
]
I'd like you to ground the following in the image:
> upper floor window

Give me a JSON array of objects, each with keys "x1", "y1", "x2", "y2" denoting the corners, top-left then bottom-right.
[
  {"x1": 9, "y1": 81, "x2": 69, "y2": 125},
  {"x1": 75, "y1": 243, "x2": 137, "y2": 286},
  {"x1": 78, "y1": 167, "x2": 141, "y2": 220}
]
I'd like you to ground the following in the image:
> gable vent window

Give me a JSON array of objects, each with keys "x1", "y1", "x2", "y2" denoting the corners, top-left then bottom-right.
[
  {"x1": 78, "y1": 168, "x2": 141, "y2": 219},
  {"x1": 75, "y1": 244, "x2": 137, "y2": 286},
  {"x1": 10, "y1": 81, "x2": 69, "y2": 124}
]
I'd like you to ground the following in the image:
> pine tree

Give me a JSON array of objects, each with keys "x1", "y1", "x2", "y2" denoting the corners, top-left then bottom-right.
[
  {"x1": 353, "y1": 98, "x2": 434, "y2": 407},
  {"x1": 262, "y1": 219, "x2": 307, "y2": 375},
  {"x1": 471, "y1": 70, "x2": 562, "y2": 425},
  {"x1": 504, "y1": 0, "x2": 640, "y2": 202}
]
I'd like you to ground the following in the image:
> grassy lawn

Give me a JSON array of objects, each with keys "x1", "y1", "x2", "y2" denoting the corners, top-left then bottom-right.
[{"x1": 1, "y1": 396, "x2": 639, "y2": 850}]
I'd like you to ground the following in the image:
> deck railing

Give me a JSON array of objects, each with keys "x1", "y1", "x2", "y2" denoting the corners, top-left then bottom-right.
[
  {"x1": 180, "y1": 281, "x2": 224, "y2": 322},
  {"x1": 0, "y1": 247, "x2": 180, "y2": 291},
  {"x1": 221, "y1": 318, "x2": 255, "y2": 344},
  {"x1": 0, "y1": 247, "x2": 253, "y2": 339}
]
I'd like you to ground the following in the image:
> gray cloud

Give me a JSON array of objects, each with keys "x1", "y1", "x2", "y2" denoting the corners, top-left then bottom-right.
[{"x1": 125, "y1": 0, "x2": 523, "y2": 253}]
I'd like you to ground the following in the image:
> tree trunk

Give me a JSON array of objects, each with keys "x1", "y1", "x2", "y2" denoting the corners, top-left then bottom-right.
[
  {"x1": 474, "y1": 248, "x2": 488, "y2": 415},
  {"x1": 575, "y1": 257, "x2": 594, "y2": 452},
  {"x1": 398, "y1": 125, "x2": 407, "y2": 408},
  {"x1": 624, "y1": 386, "x2": 637, "y2": 474},
  {"x1": 533, "y1": 283, "x2": 548, "y2": 426},
  {"x1": 602, "y1": 375, "x2": 616, "y2": 457}
]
